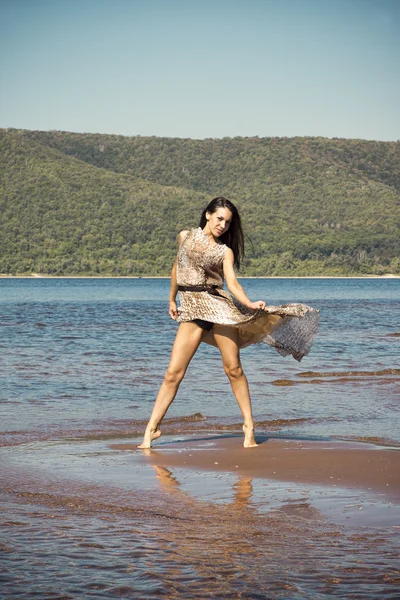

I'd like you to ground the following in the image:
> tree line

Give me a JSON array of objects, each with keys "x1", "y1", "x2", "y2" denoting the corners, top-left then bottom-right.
[{"x1": 0, "y1": 128, "x2": 399, "y2": 276}]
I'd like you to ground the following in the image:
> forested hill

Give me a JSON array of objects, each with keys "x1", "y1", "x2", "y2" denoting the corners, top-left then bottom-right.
[{"x1": 1, "y1": 128, "x2": 399, "y2": 276}]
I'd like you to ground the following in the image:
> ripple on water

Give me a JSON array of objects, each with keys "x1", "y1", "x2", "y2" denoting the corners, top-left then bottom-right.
[
  {"x1": 1, "y1": 476, "x2": 399, "y2": 600},
  {"x1": 1, "y1": 278, "x2": 400, "y2": 596}
]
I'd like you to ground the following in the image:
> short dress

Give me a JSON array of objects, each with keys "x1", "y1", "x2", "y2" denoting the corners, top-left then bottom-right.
[{"x1": 176, "y1": 227, "x2": 320, "y2": 361}]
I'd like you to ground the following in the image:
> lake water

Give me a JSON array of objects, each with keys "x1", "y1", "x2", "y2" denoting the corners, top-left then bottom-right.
[
  {"x1": 1, "y1": 277, "x2": 399, "y2": 445},
  {"x1": 1, "y1": 277, "x2": 400, "y2": 599}
]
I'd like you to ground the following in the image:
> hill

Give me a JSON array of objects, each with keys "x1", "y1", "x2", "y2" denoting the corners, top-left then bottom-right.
[
  {"x1": 0, "y1": 131, "x2": 206, "y2": 275},
  {"x1": 1, "y1": 128, "x2": 399, "y2": 276}
]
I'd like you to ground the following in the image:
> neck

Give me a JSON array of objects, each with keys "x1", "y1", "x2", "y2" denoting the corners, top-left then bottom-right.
[{"x1": 202, "y1": 225, "x2": 216, "y2": 242}]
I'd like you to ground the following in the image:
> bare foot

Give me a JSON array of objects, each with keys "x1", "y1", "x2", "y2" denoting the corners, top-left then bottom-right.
[
  {"x1": 137, "y1": 426, "x2": 161, "y2": 449},
  {"x1": 243, "y1": 424, "x2": 258, "y2": 448}
]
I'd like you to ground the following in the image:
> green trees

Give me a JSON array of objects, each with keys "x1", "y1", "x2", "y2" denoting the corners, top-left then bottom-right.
[{"x1": 0, "y1": 128, "x2": 399, "y2": 276}]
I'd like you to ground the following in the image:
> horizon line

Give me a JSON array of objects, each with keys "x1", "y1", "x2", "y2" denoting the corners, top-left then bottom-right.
[{"x1": 1, "y1": 127, "x2": 399, "y2": 144}]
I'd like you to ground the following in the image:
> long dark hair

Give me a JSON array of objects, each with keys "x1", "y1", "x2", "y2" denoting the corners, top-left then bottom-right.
[{"x1": 199, "y1": 197, "x2": 244, "y2": 270}]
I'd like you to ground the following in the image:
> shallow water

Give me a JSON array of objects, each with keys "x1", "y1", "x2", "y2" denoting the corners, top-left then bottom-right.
[
  {"x1": 1, "y1": 277, "x2": 400, "y2": 598},
  {"x1": 2, "y1": 433, "x2": 400, "y2": 599},
  {"x1": 1, "y1": 277, "x2": 399, "y2": 445}
]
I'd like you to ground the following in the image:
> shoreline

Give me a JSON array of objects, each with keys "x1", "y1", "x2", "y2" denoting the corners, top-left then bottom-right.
[
  {"x1": 112, "y1": 436, "x2": 400, "y2": 499},
  {"x1": 3, "y1": 432, "x2": 400, "y2": 528},
  {"x1": 3, "y1": 433, "x2": 399, "y2": 597}
]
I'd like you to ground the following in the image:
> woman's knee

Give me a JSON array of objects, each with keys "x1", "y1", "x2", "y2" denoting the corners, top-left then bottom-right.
[
  {"x1": 164, "y1": 366, "x2": 185, "y2": 386},
  {"x1": 223, "y1": 363, "x2": 244, "y2": 381}
]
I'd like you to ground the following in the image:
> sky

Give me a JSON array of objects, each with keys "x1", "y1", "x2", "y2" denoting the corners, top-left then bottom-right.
[{"x1": 0, "y1": 0, "x2": 399, "y2": 140}]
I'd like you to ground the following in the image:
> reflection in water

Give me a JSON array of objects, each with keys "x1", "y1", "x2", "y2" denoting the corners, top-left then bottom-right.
[
  {"x1": 153, "y1": 465, "x2": 181, "y2": 492},
  {"x1": 232, "y1": 477, "x2": 253, "y2": 510},
  {"x1": 153, "y1": 464, "x2": 254, "y2": 511},
  {"x1": 151, "y1": 461, "x2": 328, "y2": 525},
  {"x1": 1, "y1": 458, "x2": 399, "y2": 599}
]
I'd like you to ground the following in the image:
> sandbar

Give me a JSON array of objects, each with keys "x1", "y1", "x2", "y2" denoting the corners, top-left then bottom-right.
[{"x1": 112, "y1": 436, "x2": 400, "y2": 498}]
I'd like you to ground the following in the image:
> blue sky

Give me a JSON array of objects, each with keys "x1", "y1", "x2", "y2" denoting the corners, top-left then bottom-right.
[{"x1": 0, "y1": 0, "x2": 399, "y2": 140}]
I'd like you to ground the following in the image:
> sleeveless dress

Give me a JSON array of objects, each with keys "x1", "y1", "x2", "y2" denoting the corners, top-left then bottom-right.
[{"x1": 176, "y1": 227, "x2": 319, "y2": 361}]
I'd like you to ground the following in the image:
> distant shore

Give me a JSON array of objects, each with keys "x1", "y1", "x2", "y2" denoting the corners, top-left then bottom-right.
[{"x1": 1, "y1": 274, "x2": 399, "y2": 279}]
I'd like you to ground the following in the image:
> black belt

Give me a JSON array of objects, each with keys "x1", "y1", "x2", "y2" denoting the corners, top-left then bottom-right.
[{"x1": 178, "y1": 285, "x2": 222, "y2": 296}]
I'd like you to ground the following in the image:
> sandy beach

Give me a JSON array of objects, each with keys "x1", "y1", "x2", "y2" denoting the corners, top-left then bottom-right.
[
  {"x1": 3, "y1": 432, "x2": 400, "y2": 529},
  {"x1": 112, "y1": 436, "x2": 400, "y2": 500},
  {"x1": 2, "y1": 432, "x2": 400, "y2": 599},
  {"x1": 108, "y1": 434, "x2": 400, "y2": 532}
]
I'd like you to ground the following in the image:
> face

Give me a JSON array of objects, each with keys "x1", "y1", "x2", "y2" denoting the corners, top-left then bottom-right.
[{"x1": 206, "y1": 207, "x2": 233, "y2": 237}]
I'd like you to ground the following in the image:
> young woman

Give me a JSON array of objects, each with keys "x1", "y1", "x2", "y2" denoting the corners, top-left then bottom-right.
[{"x1": 138, "y1": 197, "x2": 319, "y2": 449}]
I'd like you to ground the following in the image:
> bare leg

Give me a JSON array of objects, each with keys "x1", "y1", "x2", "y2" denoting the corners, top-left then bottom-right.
[
  {"x1": 138, "y1": 322, "x2": 204, "y2": 448},
  {"x1": 232, "y1": 477, "x2": 253, "y2": 508},
  {"x1": 213, "y1": 325, "x2": 258, "y2": 448},
  {"x1": 153, "y1": 466, "x2": 180, "y2": 492}
]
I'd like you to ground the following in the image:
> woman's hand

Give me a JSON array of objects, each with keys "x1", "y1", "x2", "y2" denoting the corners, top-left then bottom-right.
[
  {"x1": 247, "y1": 300, "x2": 267, "y2": 311},
  {"x1": 169, "y1": 300, "x2": 178, "y2": 320}
]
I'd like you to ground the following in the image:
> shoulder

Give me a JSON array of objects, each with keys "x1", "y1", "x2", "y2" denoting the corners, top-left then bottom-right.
[{"x1": 177, "y1": 229, "x2": 190, "y2": 246}]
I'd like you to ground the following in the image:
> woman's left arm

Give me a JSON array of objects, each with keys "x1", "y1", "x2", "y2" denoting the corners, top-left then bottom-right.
[{"x1": 223, "y1": 248, "x2": 266, "y2": 310}]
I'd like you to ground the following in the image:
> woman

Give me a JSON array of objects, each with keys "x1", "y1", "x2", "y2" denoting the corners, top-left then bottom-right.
[{"x1": 138, "y1": 197, "x2": 319, "y2": 449}]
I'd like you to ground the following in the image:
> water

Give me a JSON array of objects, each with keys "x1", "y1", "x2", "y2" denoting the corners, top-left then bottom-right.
[
  {"x1": 1, "y1": 277, "x2": 400, "y2": 599},
  {"x1": 1, "y1": 277, "x2": 399, "y2": 444}
]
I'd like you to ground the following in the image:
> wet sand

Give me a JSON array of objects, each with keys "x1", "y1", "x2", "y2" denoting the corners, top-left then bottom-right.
[
  {"x1": 2, "y1": 433, "x2": 400, "y2": 598},
  {"x1": 114, "y1": 436, "x2": 400, "y2": 499}
]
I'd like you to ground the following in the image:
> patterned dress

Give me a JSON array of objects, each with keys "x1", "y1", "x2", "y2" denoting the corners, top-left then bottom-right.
[{"x1": 176, "y1": 227, "x2": 319, "y2": 361}]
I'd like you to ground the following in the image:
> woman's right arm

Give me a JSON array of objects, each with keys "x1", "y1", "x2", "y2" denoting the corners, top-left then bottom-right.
[{"x1": 168, "y1": 230, "x2": 189, "y2": 320}]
